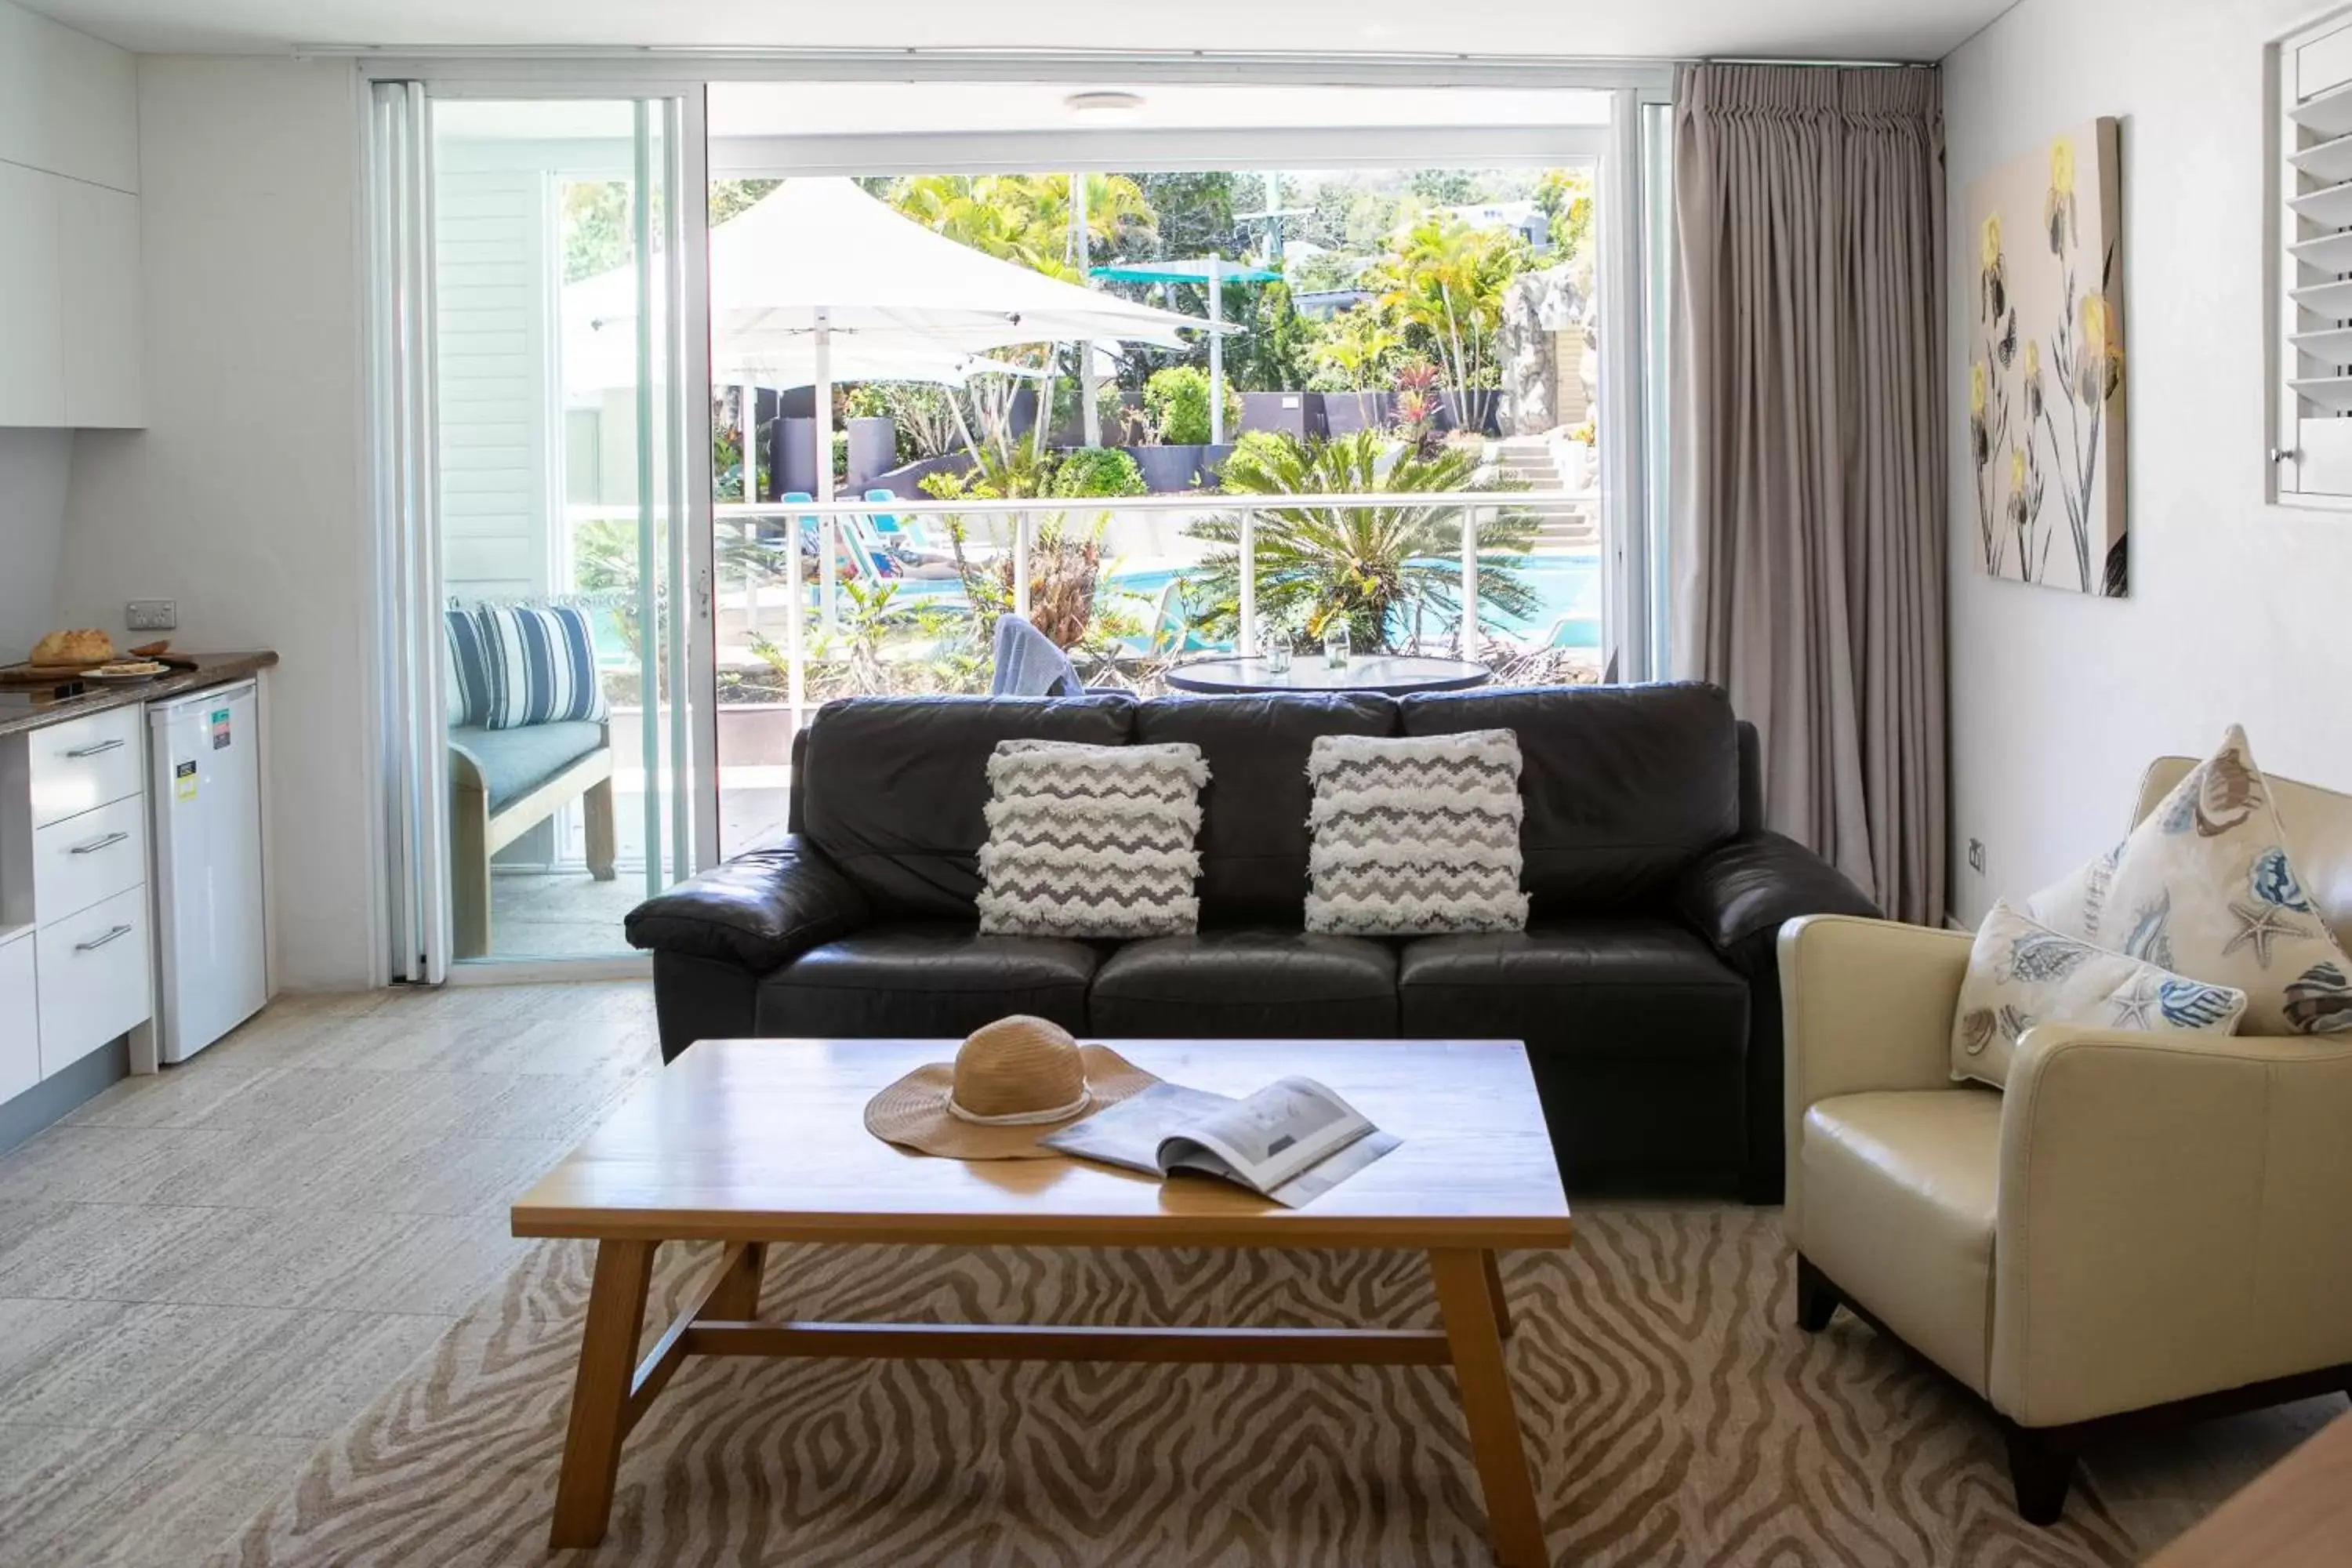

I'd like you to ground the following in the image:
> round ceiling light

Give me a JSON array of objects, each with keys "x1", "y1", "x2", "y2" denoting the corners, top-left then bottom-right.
[{"x1": 1064, "y1": 91, "x2": 1147, "y2": 122}]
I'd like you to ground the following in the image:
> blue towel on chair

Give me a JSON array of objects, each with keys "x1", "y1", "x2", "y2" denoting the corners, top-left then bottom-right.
[{"x1": 990, "y1": 615, "x2": 1083, "y2": 698}]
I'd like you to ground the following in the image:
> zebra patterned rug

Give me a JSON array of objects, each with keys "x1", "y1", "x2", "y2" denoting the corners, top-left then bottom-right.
[{"x1": 205, "y1": 1207, "x2": 2291, "y2": 1566}]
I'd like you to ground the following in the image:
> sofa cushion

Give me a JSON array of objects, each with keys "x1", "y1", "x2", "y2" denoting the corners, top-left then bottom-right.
[
  {"x1": 1396, "y1": 918, "x2": 1748, "y2": 1058},
  {"x1": 756, "y1": 920, "x2": 1096, "y2": 1037},
  {"x1": 799, "y1": 695, "x2": 1136, "y2": 920},
  {"x1": 1305, "y1": 730, "x2": 1529, "y2": 935},
  {"x1": 1951, "y1": 899, "x2": 2246, "y2": 1090},
  {"x1": 2027, "y1": 724, "x2": 2352, "y2": 1036},
  {"x1": 1134, "y1": 693, "x2": 1398, "y2": 925},
  {"x1": 1797, "y1": 1089, "x2": 2002, "y2": 1394},
  {"x1": 1399, "y1": 683, "x2": 1741, "y2": 916},
  {"x1": 448, "y1": 721, "x2": 605, "y2": 812},
  {"x1": 471, "y1": 603, "x2": 610, "y2": 728},
  {"x1": 975, "y1": 740, "x2": 1208, "y2": 938},
  {"x1": 1087, "y1": 929, "x2": 1397, "y2": 1036}
]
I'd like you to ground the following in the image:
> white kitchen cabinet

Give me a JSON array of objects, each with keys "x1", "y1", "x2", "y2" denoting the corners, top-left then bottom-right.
[
  {"x1": 60, "y1": 180, "x2": 144, "y2": 429},
  {"x1": 0, "y1": 161, "x2": 67, "y2": 429},
  {"x1": 0, "y1": 1, "x2": 139, "y2": 195},
  {"x1": 0, "y1": 0, "x2": 141, "y2": 431},
  {"x1": 0, "y1": 935, "x2": 36, "y2": 1104},
  {"x1": 36, "y1": 884, "x2": 149, "y2": 1080}
]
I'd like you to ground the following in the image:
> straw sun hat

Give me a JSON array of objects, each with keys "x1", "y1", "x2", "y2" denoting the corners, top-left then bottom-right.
[{"x1": 864, "y1": 1016, "x2": 1159, "y2": 1160}]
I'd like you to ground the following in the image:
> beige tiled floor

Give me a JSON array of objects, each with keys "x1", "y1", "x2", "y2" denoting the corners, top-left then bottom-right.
[
  {"x1": 0, "y1": 980, "x2": 2335, "y2": 1566},
  {"x1": 0, "y1": 981, "x2": 661, "y2": 1568}
]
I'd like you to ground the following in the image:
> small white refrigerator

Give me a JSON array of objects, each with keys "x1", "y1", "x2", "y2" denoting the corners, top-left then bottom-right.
[{"x1": 149, "y1": 680, "x2": 268, "y2": 1063}]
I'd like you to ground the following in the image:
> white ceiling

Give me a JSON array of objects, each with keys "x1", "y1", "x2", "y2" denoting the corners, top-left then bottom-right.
[{"x1": 24, "y1": 0, "x2": 2007, "y2": 62}]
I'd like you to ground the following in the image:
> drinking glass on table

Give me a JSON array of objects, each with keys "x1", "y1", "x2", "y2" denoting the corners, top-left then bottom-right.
[
  {"x1": 1323, "y1": 625, "x2": 1352, "y2": 670},
  {"x1": 1260, "y1": 631, "x2": 1292, "y2": 675}
]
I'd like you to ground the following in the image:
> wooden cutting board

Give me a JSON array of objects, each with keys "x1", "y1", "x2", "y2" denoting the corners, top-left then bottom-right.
[{"x1": 0, "y1": 655, "x2": 194, "y2": 688}]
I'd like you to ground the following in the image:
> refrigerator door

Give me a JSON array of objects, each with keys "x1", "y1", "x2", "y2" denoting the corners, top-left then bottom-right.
[{"x1": 150, "y1": 680, "x2": 267, "y2": 1062}]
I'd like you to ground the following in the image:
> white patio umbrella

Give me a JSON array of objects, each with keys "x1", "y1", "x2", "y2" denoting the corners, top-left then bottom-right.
[{"x1": 565, "y1": 177, "x2": 1218, "y2": 505}]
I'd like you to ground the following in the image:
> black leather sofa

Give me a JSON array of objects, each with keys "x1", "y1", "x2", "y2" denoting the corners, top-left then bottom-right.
[{"x1": 625, "y1": 683, "x2": 1878, "y2": 1200}]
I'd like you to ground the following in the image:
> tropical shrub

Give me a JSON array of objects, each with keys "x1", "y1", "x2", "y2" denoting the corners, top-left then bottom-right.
[
  {"x1": 1051, "y1": 447, "x2": 1147, "y2": 499},
  {"x1": 1189, "y1": 430, "x2": 1538, "y2": 653},
  {"x1": 1227, "y1": 429, "x2": 1302, "y2": 475},
  {"x1": 1144, "y1": 365, "x2": 1241, "y2": 445}
]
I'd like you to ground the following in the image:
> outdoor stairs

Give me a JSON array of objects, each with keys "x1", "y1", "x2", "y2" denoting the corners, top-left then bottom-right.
[{"x1": 1484, "y1": 437, "x2": 1598, "y2": 550}]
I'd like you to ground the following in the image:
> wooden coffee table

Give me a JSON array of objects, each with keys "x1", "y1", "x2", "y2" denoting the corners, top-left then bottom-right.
[{"x1": 512, "y1": 1037, "x2": 1572, "y2": 1565}]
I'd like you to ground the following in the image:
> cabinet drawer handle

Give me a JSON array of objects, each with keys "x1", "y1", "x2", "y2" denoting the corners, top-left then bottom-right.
[
  {"x1": 74, "y1": 924, "x2": 134, "y2": 953},
  {"x1": 70, "y1": 831, "x2": 131, "y2": 855},
  {"x1": 65, "y1": 738, "x2": 127, "y2": 759}
]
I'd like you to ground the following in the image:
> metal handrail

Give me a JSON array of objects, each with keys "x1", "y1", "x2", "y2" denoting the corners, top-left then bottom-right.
[{"x1": 705, "y1": 489, "x2": 1583, "y2": 517}]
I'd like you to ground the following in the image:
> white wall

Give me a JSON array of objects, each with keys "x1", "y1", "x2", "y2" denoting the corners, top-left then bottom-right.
[
  {"x1": 436, "y1": 169, "x2": 552, "y2": 601},
  {"x1": 53, "y1": 56, "x2": 378, "y2": 991},
  {"x1": 0, "y1": 430, "x2": 71, "y2": 662},
  {"x1": 1944, "y1": 0, "x2": 2352, "y2": 925}
]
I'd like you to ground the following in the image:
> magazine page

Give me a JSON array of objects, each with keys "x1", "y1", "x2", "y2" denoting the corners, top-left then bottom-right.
[
  {"x1": 1036, "y1": 1081, "x2": 1238, "y2": 1174},
  {"x1": 1158, "y1": 1076, "x2": 1374, "y2": 1196}
]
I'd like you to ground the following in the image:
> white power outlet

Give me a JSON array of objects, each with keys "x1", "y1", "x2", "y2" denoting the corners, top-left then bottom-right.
[{"x1": 125, "y1": 600, "x2": 177, "y2": 631}]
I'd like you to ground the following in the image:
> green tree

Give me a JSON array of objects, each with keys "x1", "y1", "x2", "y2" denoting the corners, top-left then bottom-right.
[
  {"x1": 1369, "y1": 216, "x2": 1528, "y2": 405},
  {"x1": 1186, "y1": 430, "x2": 1538, "y2": 652},
  {"x1": 887, "y1": 172, "x2": 1154, "y2": 281}
]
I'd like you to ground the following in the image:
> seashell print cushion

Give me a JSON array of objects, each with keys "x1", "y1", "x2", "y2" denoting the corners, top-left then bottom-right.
[
  {"x1": 2027, "y1": 724, "x2": 2352, "y2": 1036},
  {"x1": 1951, "y1": 900, "x2": 2247, "y2": 1090}
]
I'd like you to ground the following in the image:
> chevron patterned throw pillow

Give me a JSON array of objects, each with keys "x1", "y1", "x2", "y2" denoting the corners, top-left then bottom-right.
[
  {"x1": 1304, "y1": 730, "x2": 1530, "y2": 936},
  {"x1": 975, "y1": 740, "x2": 1209, "y2": 939}
]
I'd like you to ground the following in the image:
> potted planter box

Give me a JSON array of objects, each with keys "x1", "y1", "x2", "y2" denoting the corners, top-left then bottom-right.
[{"x1": 1127, "y1": 444, "x2": 1207, "y2": 493}]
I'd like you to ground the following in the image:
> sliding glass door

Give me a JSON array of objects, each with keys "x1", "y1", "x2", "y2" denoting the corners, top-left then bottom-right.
[{"x1": 374, "y1": 87, "x2": 712, "y2": 975}]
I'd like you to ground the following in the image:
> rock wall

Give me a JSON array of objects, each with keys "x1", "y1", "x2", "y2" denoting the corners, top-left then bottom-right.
[{"x1": 1500, "y1": 264, "x2": 1590, "y2": 436}]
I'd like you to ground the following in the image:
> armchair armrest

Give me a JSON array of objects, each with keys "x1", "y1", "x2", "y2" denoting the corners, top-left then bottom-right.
[
  {"x1": 1777, "y1": 914, "x2": 1973, "y2": 1224},
  {"x1": 1672, "y1": 833, "x2": 1882, "y2": 1201},
  {"x1": 1991, "y1": 1025, "x2": 2352, "y2": 1428},
  {"x1": 624, "y1": 835, "x2": 872, "y2": 973}
]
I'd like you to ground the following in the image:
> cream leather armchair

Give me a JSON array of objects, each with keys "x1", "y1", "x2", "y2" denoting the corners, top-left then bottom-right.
[{"x1": 1778, "y1": 759, "x2": 2352, "y2": 1525}]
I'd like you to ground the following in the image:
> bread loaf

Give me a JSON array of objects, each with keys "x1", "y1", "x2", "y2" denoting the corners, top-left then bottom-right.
[{"x1": 29, "y1": 630, "x2": 114, "y2": 666}]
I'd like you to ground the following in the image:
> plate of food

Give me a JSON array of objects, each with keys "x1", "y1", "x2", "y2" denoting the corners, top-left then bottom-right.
[{"x1": 78, "y1": 660, "x2": 174, "y2": 684}]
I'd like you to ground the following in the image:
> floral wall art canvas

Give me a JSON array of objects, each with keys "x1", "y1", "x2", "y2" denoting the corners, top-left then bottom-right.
[{"x1": 1967, "y1": 118, "x2": 2127, "y2": 596}]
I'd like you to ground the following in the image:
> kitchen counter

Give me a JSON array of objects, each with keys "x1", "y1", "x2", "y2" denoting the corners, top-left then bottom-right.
[{"x1": 0, "y1": 652, "x2": 281, "y2": 739}]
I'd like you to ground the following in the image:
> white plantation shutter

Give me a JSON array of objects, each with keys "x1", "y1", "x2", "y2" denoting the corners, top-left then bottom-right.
[{"x1": 2277, "y1": 13, "x2": 2352, "y2": 499}]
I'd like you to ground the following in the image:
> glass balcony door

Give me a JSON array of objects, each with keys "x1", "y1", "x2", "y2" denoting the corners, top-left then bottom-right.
[{"x1": 375, "y1": 89, "x2": 712, "y2": 974}]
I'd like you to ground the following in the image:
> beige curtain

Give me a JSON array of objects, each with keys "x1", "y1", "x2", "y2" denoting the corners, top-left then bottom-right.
[{"x1": 1668, "y1": 64, "x2": 1947, "y2": 927}]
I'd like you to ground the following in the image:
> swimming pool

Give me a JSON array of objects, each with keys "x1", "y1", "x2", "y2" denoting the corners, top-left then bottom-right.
[
  {"x1": 1093, "y1": 554, "x2": 1602, "y2": 649},
  {"x1": 630, "y1": 548, "x2": 1604, "y2": 668}
]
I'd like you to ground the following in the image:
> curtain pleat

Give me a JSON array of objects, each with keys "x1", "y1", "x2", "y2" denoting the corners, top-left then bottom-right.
[{"x1": 1669, "y1": 63, "x2": 1947, "y2": 927}]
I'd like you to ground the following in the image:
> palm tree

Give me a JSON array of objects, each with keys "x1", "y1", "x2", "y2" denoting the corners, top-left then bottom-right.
[
  {"x1": 1185, "y1": 431, "x2": 1540, "y2": 654},
  {"x1": 887, "y1": 173, "x2": 1154, "y2": 282},
  {"x1": 1311, "y1": 310, "x2": 1403, "y2": 428},
  {"x1": 1371, "y1": 216, "x2": 1526, "y2": 412}
]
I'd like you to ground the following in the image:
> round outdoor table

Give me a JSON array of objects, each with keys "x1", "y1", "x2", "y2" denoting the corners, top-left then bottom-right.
[{"x1": 1161, "y1": 654, "x2": 1493, "y2": 697}]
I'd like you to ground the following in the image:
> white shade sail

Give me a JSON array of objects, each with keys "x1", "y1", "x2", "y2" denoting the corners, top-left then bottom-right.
[{"x1": 564, "y1": 175, "x2": 1214, "y2": 389}]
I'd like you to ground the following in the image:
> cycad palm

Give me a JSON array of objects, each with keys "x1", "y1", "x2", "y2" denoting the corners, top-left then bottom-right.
[{"x1": 1185, "y1": 431, "x2": 1538, "y2": 652}]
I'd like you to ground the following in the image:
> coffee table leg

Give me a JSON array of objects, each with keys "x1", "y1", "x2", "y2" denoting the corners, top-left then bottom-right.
[
  {"x1": 1430, "y1": 1248, "x2": 1548, "y2": 1568},
  {"x1": 550, "y1": 1237, "x2": 658, "y2": 1550},
  {"x1": 702, "y1": 1242, "x2": 767, "y2": 1321},
  {"x1": 1483, "y1": 1249, "x2": 1513, "y2": 1339}
]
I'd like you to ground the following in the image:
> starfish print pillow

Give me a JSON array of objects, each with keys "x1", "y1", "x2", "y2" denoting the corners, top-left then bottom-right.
[
  {"x1": 1951, "y1": 901, "x2": 2248, "y2": 1089},
  {"x1": 2027, "y1": 725, "x2": 2352, "y2": 1035}
]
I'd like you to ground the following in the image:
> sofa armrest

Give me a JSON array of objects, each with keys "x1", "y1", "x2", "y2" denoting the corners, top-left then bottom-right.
[
  {"x1": 623, "y1": 835, "x2": 871, "y2": 973},
  {"x1": 1991, "y1": 1025, "x2": 2352, "y2": 1428},
  {"x1": 1672, "y1": 833, "x2": 1881, "y2": 1202},
  {"x1": 1777, "y1": 914, "x2": 1973, "y2": 1226},
  {"x1": 1675, "y1": 831, "x2": 1882, "y2": 971}
]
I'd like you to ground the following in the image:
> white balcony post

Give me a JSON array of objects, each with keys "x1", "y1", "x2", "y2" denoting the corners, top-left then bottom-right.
[
  {"x1": 1460, "y1": 504, "x2": 1480, "y2": 657},
  {"x1": 1013, "y1": 508, "x2": 1033, "y2": 622},
  {"x1": 1236, "y1": 506, "x2": 1256, "y2": 655},
  {"x1": 784, "y1": 509, "x2": 806, "y2": 734}
]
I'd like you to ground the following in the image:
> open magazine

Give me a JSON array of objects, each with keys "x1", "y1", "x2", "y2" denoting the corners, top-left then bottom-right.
[{"x1": 1040, "y1": 1076, "x2": 1401, "y2": 1208}]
